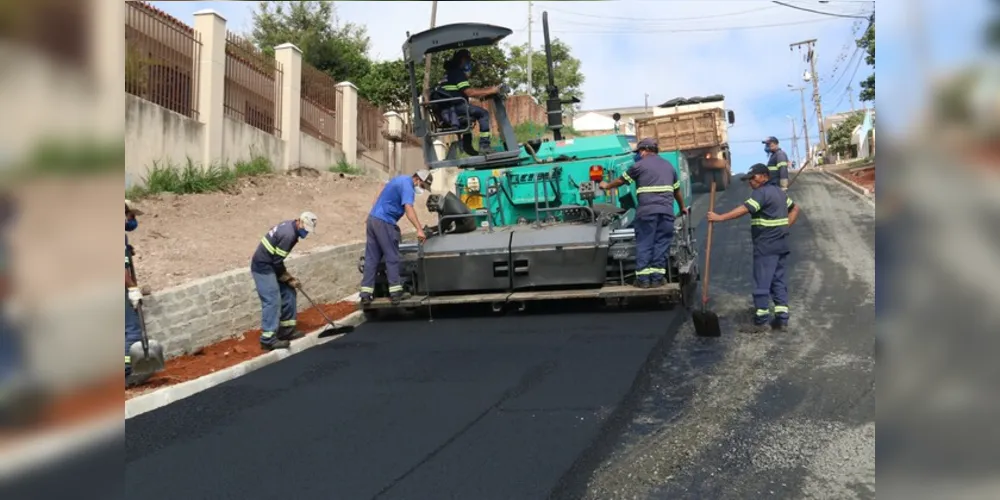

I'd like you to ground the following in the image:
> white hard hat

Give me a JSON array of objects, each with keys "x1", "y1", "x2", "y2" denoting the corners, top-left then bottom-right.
[{"x1": 299, "y1": 211, "x2": 318, "y2": 233}]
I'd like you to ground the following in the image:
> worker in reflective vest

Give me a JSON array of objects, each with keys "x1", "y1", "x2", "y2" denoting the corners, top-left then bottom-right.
[
  {"x1": 707, "y1": 163, "x2": 801, "y2": 332},
  {"x1": 763, "y1": 136, "x2": 790, "y2": 190},
  {"x1": 250, "y1": 212, "x2": 317, "y2": 350},
  {"x1": 601, "y1": 138, "x2": 689, "y2": 288}
]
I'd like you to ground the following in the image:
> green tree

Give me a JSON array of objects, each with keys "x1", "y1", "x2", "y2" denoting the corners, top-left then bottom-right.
[
  {"x1": 427, "y1": 45, "x2": 510, "y2": 90},
  {"x1": 856, "y1": 15, "x2": 875, "y2": 102},
  {"x1": 357, "y1": 59, "x2": 411, "y2": 111},
  {"x1": 989, "y1": 0, "x2": 1000, "y2": 49},
  {"x1": 826, "y1": 110, "x2": 865, "y2": 158},
  {"x1": 250, "y1": 1, "x2": 371, "y2": 85},
  {"x1": 506, "y1": 39, "x2": 585, "y2": 112}
]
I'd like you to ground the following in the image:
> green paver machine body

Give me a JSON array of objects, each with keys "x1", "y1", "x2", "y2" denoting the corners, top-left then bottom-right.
[{"x1": 360, "y1": 12, "x2": 700, "y2": 314}]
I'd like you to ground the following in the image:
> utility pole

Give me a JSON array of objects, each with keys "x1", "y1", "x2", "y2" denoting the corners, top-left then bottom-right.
[
  {"x1": 421, "y1": 0, "x2": 439, "y2": 106},
  {"x1": 790, "y1": 38, "x2": 826, "y2": 151},
  {"x1": 789, "y1": 85, "x2": 811, "y2": 163},
  {"x1": 788, "y1": 116, "x2": 800, "y2": 169},
  {"x1": 527, "y1": 1, "x2": 532, "y2": 98},
  {"x1": 644, "y1": 93, "x2": 649, "y2": 112},
  {"x1": 848, "y1": 84, "x2": 856, "y2": 111}
]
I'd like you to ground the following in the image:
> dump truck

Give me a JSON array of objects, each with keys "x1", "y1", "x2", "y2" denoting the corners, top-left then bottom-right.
[
  {"x1": 358, "y1": 12, "x2": 703, "y2": 325},
  {"x1": 634, "y1": 96, "x2": 736, "y2": 191}
]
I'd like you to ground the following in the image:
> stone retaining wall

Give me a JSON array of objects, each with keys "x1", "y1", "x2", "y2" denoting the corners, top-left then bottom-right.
[{"x1": 142, "y1": 241, "x2": 365, "y2": 358}]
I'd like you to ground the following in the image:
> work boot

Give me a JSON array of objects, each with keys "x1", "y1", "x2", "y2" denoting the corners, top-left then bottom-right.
[
  {"x1": 277, "y1": 326, "x2": 303, "y2": 342},
  {"x1": 389, "y1": 291, "x2": 411, "y2": 306},
  {"x1": 634, "y1": 280, "x2": 650, "y2": 289},
  {"x1": 650, "y1": 277, "x2": 666, "y2": 288},
  {"x1": 742, "y1": 322, "x2": 771, "y2": 334},
  {"x1": 359, "y1": 293, "x2": 373, "y2": 306},
  {"x1": 771, "y1": 317, "x2": 789, "y2": 332},
  {"x1": 260, "y1": 339, "x2": 290, "y2": 351}
]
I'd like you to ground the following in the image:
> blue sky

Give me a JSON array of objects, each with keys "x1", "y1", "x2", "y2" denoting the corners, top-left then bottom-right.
[{"x1": 151, "y1": 0, "x2": 995, "y2": 172}]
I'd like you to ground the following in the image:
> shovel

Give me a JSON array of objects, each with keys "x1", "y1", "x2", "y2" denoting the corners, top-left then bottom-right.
[
  {"x1": 128, "y1": 302, "x2": 165, "y2": 375},
  {"x1": 126, "y1": 245, "x2": 165, "y2": 375},
  {"x1": 295, "y1": 284, "x2": 356, "y2": 338},
  {"x1": 692, "y1": 178, "x2": 722, "y2": 337}
]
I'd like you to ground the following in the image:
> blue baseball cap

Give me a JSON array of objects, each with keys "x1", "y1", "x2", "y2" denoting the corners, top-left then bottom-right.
[
  {"x1": 633, "y1": 137, "x2": 658, "y2": 152},
  {"x1": 741, "y1": 163, "x2": 771, "y2": 180},
  {"x1": 762, "y1": 136, "x2": 779, "y2": 145}
]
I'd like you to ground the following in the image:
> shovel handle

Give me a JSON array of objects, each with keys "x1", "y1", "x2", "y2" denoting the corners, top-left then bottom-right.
[
  {"x1": 702, "y1": 179, "x2": 717, "y2": 306},
  {"x1": 296, "y1": 285, "x2": 340, "y2": 327}
]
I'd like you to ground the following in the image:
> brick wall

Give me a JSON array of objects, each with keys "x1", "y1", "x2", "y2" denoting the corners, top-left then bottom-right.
[
  {"x1": 141, "y1": 241, "x2": 365, "y2": 358},
  {"x1": 473, "y1": 94, "x2": 547, "y2": 133}
]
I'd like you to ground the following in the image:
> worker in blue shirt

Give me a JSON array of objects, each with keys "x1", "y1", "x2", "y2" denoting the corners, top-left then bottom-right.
[
  {"x1": 250, "y1": 212, "x2": 317, "y2": 350},
  {"x1": 359, "y1": 170, "x2": 433, "y2": 305},
  {"x1": 439, "y1": 49, "x2": 501, "y2": 154},
  {"x1": 600, "y1": 138, "x2": 689, "y2": 288},
  {"x1": 763, "y1": 136, "x2": 790, "y2": 190},
  {"x1": 707, "y1": 163, "x2": 802, "y2": 332}
]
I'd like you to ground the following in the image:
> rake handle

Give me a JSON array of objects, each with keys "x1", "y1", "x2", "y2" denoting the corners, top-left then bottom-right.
[
  {"x1": 702, "y1": 179, "x2": 717, "y2": 307},
  {"x1": 296, "y1": 284, "x2": 338, "y2": 327}
]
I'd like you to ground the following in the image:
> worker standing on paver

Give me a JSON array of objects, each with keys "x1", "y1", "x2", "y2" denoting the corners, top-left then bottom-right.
[
  {"x1": 600, "y1": 138, "x2": 689, "y2": 288},
  {"x1": 359, "y1": 170, "x2": 433, "y2": 306},
  {"x1": 707, "y1": 163, "x2": 801, "y2": 332},
  {"x1": 250, "y1": 212, "x2": 318, "y2": 351},
  {"x1": 763, "y1": 136, "x2": 790, "y2": 191}
]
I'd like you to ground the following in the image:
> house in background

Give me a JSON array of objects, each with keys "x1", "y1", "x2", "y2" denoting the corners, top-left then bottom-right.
[{"x1": 566, "y1": 105, "x2": 650, "y2": 139}]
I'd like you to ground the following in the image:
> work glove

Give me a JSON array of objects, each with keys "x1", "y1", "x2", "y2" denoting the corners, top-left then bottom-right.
[
  {"x1": 287, "y1": 277, "x2": 301, "y2": 290},
  {"x1": 127, "y1": 287, "x2": 143, "y2": 309}
]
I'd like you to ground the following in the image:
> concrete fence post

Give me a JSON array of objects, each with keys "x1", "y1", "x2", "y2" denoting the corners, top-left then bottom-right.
[
  {"x1": 193, "y1": 9, "x2": 227, "y2": 169},
  {"x1": 384, "y1": 111, "x2": 404, "y2": 174},
  {"x1": 336, "y1": 82, "x2": 359, "y2": 166},
  {"x1": 274, "y1": 43, "x2": 302, "y2": 171}
]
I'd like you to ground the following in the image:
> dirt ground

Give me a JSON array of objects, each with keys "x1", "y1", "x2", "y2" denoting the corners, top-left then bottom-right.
[
  {"x1": 839, "y1": 165, "x2": 875, "y2": 192},
  {"x1": 125, "y1": 301, "x2": 358, "y2": 399},
  {"x1": 128, "y1": 170, "x2": 435, "y2": 292}
]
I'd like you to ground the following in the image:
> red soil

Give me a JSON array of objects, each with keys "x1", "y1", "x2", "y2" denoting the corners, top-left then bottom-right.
[
  {"x1": 840, "y1": 166, "x2": 875, "y2": 192},
  {"x1": 125, "y1": 301, "x2": 357, "y2": 399}
]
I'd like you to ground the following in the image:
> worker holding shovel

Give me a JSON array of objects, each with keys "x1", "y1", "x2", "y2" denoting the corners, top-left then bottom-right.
[
  {"x1": 125, "y1": 200, "x2": 163, "y2": 387},
  {"x1": 707, "y1": 163, "x2": 801, "y2": 332},
  {"x1": 250, "y1": 212, "x2": 318, "y2": 350}
]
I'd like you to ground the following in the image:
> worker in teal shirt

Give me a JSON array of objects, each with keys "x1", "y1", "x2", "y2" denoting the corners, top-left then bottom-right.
[{"x1": 359, "y1": 170, "x2": 432, "y2": 305}]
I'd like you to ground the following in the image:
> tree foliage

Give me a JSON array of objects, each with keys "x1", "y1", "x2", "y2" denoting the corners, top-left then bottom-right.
[
  {"x1": 506, "y1": 39, "x2": 585, "y2": 112},
  {"x1": 856, "y1": 15, "x2": 875, "y2": 102},
  {"x1": 250, "y1": 1, "x2": 371, "y2": 84},
  {"x1": 247, "y1": 2, "x2": 585, "y2": 115},
  {"x1": 826, "y1": 110, "x2": 865, "y2": 157},
  {"x1": 990, "y1": 0, "x2": 1000, "y2": 49}
]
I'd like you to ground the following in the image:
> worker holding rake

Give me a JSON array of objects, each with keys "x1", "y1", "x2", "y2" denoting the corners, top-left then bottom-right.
[{"x1": 707, "y1": 163, "x2": 801, "y2": 332}]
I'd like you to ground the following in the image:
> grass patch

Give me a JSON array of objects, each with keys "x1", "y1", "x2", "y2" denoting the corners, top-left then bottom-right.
[
  {"x1": 330, "y1": 159, "x2": 365, "y2": 175},
  {"x1": 127, "y1": 155, "x2": 274, "y2": 199}
]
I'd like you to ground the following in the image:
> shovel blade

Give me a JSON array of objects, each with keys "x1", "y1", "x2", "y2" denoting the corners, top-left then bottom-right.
[
  {"x1": 317, "y1": 324, "x2": 355, "y2": 339},
  {"x1": 128, "y1": 340, "x2": 165, "y2": 375},
  {"x1": 692, "y1": 309, "x2": 722, "y2": 337}
]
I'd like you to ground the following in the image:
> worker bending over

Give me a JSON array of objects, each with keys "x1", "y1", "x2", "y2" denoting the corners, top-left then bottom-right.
[
  {"x1": 763, "y1": 136, "x2": 790, "y2": 191},
  {"x1": 439, "y1": 49, "x2": 501, "y2": 154},
  {"x1": 250, "y1": 212, "x2": 317, "y2": 350},
  {"x1": 600, "y1": 138, "x2": 689, "y2": 288},
  {"x1": 359, "y1": 170, "x2": 433, "y2": 305},
  {"x1": 707, "y1": 163, "x2": 801, "y2": 332}
]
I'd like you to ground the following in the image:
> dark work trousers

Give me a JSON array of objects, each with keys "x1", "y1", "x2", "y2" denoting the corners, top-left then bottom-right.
[
  {"x1": 252, "y1": 270, "x2": 297, "y2": 345},
  {"x1": 451, "y1": 102, "x2": 491, "y2": 135},
  {"x1": 752, "y1": 252, "x2": 790, "y2": 325},
  {"x1": 360, "y1": 216, "x2": 403, "y2": 297},
  {"x1": 634, "y1": 213, "x2": 675, "y2": 284},
  {"x1": 125, "y1": 290, "x2": 142, "y2": 375}
]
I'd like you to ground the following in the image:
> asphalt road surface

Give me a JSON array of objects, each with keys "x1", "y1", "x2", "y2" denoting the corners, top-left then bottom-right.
[{"x1": 119, "y1": 171, "x2": 872, "y2": 500}]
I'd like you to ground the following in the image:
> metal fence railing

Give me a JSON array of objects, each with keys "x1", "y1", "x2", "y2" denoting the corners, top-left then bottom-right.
[
  {"x1": 223, "y1": 31, "x2": 282, "y2": 137},
  {"x1": 300, "y1": 63, "x2": 341, "y2": 147},
  {"x1": 357, "y1": 96, "x2": 385, "y2": 151},
  {"x1": 125, "y1": 1, "x2": 201, "y2": 120}
]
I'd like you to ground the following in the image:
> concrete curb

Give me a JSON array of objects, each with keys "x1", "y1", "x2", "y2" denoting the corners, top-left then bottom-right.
[
  {"x1": 0, "y1": 413, "x2": 121, "y2": 482},
  {"x1": 125, "y1": 309, "x2": 366, "y2": 420},
  {"x1": 823, "y1": 168, "x2": 872, "y2": 197}
]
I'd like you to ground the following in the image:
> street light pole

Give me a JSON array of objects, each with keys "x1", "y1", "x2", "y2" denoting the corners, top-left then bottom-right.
[{"x1": 789, "y1": 85, "x2": 811, "y2": 163}]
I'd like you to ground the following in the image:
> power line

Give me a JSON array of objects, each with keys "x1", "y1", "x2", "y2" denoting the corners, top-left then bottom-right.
[
  {"x1": 830, "y1": 52, "x2": 866, "y2": 111},
  {"x1": 822, "y1": 44, "x2": 862, "y2": 96},
  {"x1": 540, "y1": 4, "x2": 779, "y2": 23},
  {"x1": 515, "y1": 16, "x2": 844, "y2": 35},
  {"x1": 771, "y1": 1, "x2": 873, "y2": 19}
]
